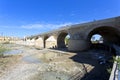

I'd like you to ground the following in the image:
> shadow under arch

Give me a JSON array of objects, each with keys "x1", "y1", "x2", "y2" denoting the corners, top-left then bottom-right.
[
  {"x1": 43, "y1": 35, "x2": 49, "y2": 48},
  {"x1": 34, "y1": 36, "x2": 39, "y2": 40}
]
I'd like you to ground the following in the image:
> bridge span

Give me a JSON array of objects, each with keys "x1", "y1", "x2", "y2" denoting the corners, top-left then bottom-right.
[{"x1": 24, "y1": 16, "x2": 120, "y2": 51}]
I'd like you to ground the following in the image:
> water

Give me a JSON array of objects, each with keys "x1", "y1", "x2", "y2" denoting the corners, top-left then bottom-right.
[
  {"x1": 22, "y1": 55, "x2": 41, "y2": 64},
  {"x1": 4, "y1": 50, "x2": 23, "y2": 55},
  {"x1": 4, "y1": 48, "x2": 41, "y2": 64}
]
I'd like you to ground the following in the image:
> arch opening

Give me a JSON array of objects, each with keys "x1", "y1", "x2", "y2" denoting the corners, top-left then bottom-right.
[
  {"x1": 57, "y1": 32, "x2": 70, "y2": 49},
  {"x1": 88, "y1": 26, "x2": 120, "y2": 55},
  {"x1": 44, "y1": 36, "x2": 49, "y2": 48},
  {"x1": 88, "y1": 26, "x2": 120, "y2": 45},
  {"x1": 91, "y1": 34, "x2": 103, "y2": 44},
  {"x1": 34, "y1": 36, "x2": 39, "y2": 40}
]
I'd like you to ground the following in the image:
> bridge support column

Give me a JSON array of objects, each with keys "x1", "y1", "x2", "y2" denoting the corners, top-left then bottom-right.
[
  {"x1": 67, "y1": 31, "x2": 89, "y2": 51},
  {"x1": 68, "y1": 39, "x2": 89, "y2": 51}
]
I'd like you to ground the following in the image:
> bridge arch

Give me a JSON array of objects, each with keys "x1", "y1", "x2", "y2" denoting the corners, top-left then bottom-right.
[
  {"x1": 57, "y1": 32, "x2": 70, "y2": 48},
  {"x1": 87, "y1": 26, "x2": 120, "y2": 51},
  {"x1": 34, "y1": 36, "x2": 39, "y2": 40}
]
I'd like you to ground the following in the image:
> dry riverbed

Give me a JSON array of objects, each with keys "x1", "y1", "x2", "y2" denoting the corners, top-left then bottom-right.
[
  {"x1": 0, "y1": 55, "x2": 22, "y2": 77},
  {"x1": 0, "y1": 44, "x2": 111, "y2": 80}
]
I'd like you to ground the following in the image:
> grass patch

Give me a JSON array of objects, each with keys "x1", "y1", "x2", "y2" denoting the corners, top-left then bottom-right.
[
  {"x1": 0, "y1": 44, "x2": 8, "y2": 57},
  {"x1": 0, "y1": 45, "x2": 7, "y2": 57},
  {"x1": 107, "y1": 68, "x2": 112, "y2": 74},
  {"x1": 113, "y1": 56, "x2": 120, "y2": 70}
]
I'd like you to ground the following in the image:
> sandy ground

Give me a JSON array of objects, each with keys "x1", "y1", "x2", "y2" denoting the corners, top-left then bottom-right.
[{"x1": 0, "y1": 44, "x2": 110, "y2": 80}]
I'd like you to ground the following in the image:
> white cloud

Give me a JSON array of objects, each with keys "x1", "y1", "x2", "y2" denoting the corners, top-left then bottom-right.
[{"x1": 21, "y1": 23, "x2": 74, "y2": 29}]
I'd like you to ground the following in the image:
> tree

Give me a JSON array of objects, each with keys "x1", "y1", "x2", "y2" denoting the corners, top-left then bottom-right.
[{"x1": 65, "y1": 37, "x2": 70, "y2": 45}]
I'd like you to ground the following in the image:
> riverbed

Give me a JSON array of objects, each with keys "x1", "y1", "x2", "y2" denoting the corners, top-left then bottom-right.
[{"x1": 0, "y1": 44, "x2": 111, "y2": 80}]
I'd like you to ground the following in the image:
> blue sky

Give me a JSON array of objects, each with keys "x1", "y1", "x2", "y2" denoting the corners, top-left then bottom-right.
[{"x1": 0, "y1": 0, "x2": 120, "y2": 38}]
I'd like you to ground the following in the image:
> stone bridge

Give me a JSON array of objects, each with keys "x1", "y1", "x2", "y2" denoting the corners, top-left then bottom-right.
[{"x1": 25, "y1": 16, "x2": 120, "y2": 51}]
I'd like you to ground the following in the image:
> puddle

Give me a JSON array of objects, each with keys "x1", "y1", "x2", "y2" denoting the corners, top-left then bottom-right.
[
  {"x1": 4, "y1": 50, "x2": 23, "y2": 55},
  {"x1": 22, "y1": 56, "x2": 41, "y2": 64}
]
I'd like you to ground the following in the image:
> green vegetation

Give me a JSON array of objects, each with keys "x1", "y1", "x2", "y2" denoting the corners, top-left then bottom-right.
[
  {"x1": 65, "y1": 37, "x2": 70, "y2": 45},
  {"x1": 0, "y1": 55, "x2": 21, "y2": 77},
  {"x1": 0, "y1": 44, "x2": 8, "y2": 57},
  {"x1": 113, "y1": 56, "x2": 120, "y2": 70},
  {"x1": 107, "y1": 68, "x2": 112, "y2": 74},
  {"x1": 106, "y1": 56, "x2": 115, "y2": 74},
  {"x1": 0, "y1": 44, "x2": 21, "y2": 76},
  {"x1": 107, "y1": 56, "x2": 120, "y2": 74}
]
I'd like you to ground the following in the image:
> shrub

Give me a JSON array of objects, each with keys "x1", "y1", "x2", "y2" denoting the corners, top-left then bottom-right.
[
  {"x1": 2, "y1": 41, "x2": 10, "y2": 44},
  {"x1": 113, "y1": 56, "x2": 120, "y2": 70},
  {"x1": 0, "y1": 45, "x2": 7, "y2": 57}
]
